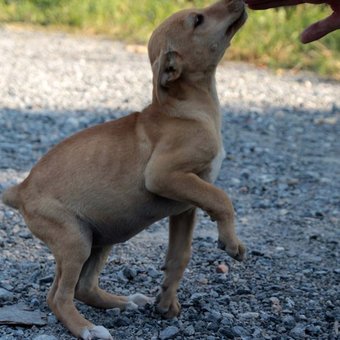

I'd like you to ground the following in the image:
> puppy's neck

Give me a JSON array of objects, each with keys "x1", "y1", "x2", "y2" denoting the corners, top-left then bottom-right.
[{"x1": 151, "y1": 70, "x2": 221, "y2": 127}]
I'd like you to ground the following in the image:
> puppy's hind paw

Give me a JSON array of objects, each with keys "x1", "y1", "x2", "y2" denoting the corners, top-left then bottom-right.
[
  {"x1": 128, "y1": 293, "x2": 155, "y2": 307},
  {"x1": 81, "y1": 325, "x2": 113, "y2": 340}
]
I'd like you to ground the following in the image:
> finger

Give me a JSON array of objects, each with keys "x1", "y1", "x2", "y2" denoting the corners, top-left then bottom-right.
[
  {"x1": 300, "y1": 12, "x2": 340, "y2": 43},
  {"x1": 246, "y1": 0, "x2": 306, "y2": 10}
]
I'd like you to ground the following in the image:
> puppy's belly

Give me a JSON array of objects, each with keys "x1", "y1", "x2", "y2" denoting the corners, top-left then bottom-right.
[{"x1": 79, "y1": 195, "x2": 189, "y2": 246}]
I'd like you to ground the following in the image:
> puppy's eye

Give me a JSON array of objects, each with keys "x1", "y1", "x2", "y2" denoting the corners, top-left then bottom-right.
[{"x1": 194, "y1": 14, "x2": 204, "y2": 28}]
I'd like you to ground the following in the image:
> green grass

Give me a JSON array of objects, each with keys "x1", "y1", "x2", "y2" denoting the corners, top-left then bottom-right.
[{"x1": 0, "y1": 0, "x2": 339, "y2": 78}]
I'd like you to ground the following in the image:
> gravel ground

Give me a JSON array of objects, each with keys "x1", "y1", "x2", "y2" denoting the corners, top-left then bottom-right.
[{"x1": 0, "y1": 26, "x2": 339, "y2": 340}]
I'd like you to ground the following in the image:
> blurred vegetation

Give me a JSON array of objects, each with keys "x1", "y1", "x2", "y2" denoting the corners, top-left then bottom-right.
[{"x1": 0, "y1": 0, "x2": 339, "y2": 78}]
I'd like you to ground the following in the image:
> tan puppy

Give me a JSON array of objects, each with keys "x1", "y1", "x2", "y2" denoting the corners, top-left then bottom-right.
[{"x1": 2, "y1": 0, "x2": 247, "y2": 338}]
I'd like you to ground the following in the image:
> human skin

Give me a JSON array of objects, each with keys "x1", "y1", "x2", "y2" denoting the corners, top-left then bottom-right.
[{"x1": 245, "y1": 0, "x2": 340, "y2": 43}]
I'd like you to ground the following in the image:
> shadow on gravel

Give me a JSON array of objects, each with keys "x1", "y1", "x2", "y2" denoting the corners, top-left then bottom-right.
[{"x1": 0, "y1": 105, "x2": 339, "y2": 339}]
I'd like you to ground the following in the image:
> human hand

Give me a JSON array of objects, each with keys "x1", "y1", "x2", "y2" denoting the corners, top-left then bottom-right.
[{"x1": 245, "y1": 0, "x2": 340, "y2": 43}]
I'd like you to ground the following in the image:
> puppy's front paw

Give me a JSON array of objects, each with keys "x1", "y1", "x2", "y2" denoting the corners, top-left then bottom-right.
[
  {"x1": 156, "y1": 294, "x2": 181, "y2": 319},
  {"x1": 218, "y1": 238, "x2": 246, "y2": 262}
]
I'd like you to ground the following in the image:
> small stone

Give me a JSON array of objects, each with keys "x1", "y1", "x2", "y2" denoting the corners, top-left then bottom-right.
[
  {"x1": 232, "y1": 326, "x2": 249, "y2": 337},
  {"x1": 251, "y1": 249, "x2": 265, "y2": 256},
  {"x1": 258, "y1": 200, "x2": 271, "y2": 209},
  {"x1": 122, "y1": 266, "x2": 136, "y2": 280},
  {"x1": 290, "y1": 323, "x2": 306, "y2": 339},
  {"x1": 205, "y1": 310, "x2": 222, "y2": 322},
  {"x1": 282, "y1": 315, "x2": 296, "y2": 329},
  {"x1": 107, "y1": 307, "x2": 121, "y2": 317},
  {"x1": 0, "y1": 288, "x2": 14, "y2": 303},
  {"x1": 18, "y1": 231, "x2": 32, "y2": 239},
  {"x1": 218, "y1": 327, "x2": 234, "y2": 338},
  {"x1": 325, "y1": 311, "x2": 335, "y2": 321},
  {"x1": 314, "y1": 270, "x2": 328, "y2": 276},
  {"x1": 39, "y1": 276, "x2": 54, "y2": 285},
  {"x1": 287, "y1": 178, "x2": 299, "y2": 186},
  {"x1": 47, "y1": 315, "x2": 58, "y2": 325},
  {"x1": 147, "y1": 266, "x2": 160, "y2": 278},
  {"x1": 33, "y1": 336, "x2": 58, "y2": 340},
  {"x1": 239, "y1": 186, "x2": 249, "y2": 193},
  {"x1": 184, "y1": 325, "x2": 195, "y2": 336},
  {"x1": 114, "y1": 316, "x2": 130, "y2": 327},
  {"x1": 0, "y1": 304, "x2": 46, "y2": 326},
  {"x1": 30, "y1": 298, "x2": 40, "y2": 308},
  {"x1": 240, "y1": 169, "x2": 250, "y2": 179},
  {"x1": 305, "y1": 324, "x2": 322, "y2": 336},
  {"x1": 314, "y1": 211, "x2": 324, "y2": 219},
  {"x1": 194, "y1": 320, "x2": 206, "y2": 332},
  {"x1": 207, "y1": 322, "x2": 219, "y2": 332},
  {"x1": 117, "y1": 270, "x2": 128, "y2": 283},
  {"x1": 216, "y1": 263, "x2": 229, "y2": 274},
  {"x1": 0, "y1": 283, "x2": 14, "y2": 292},
  {"x1": 252, "y1": 327, "x2": 263, "y2": 337},
  {"x1": 190, "y1": 293, "x2": 207, "y2": 302},
  {"x1": 239, "y1": 312, "x2": 260, "y2": 320},
  {"x1": 197, "y1": 275, "x2": 209, "y2": 285},
  {"x1": 231, "y1": 178, "x2": 241, "y2": 185},
  {"x1": 285, "y1": 297, "x2": 295, "y2": 308},
  {"x1": 325, "y1": 300, "x2": 334, "y2": 308},
  {"x1": 159, "y1": 326, "x2": 180, "y2": 339},
  {"x1": 270, "y1": 297, "x2": 282, "y2": 314},
  {"x1": 221, "y1": 313, "x2": 234, "y2": 326},
  {"x1": 236, "y1": 288, "x2": 252, "y2": 295},
  {"x1": 258, "y1": 174, "x2": 276, "y2": 184},
  {"x1": 298, "y1": 315, "x2": 308, "y2": 321}
]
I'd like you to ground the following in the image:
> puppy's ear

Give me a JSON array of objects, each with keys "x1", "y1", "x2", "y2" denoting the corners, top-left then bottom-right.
[{"x1": 152, "y1": 50, "x2": 183, "y2": 104}]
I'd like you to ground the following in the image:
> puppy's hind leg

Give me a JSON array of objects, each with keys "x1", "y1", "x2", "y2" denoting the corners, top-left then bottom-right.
[
  {"x1": 156, "y1": 208, "x2": 196, "y2": 318},
  {"x1": 24, "y1": 212, "x2": 112, "y2": 340},
  {"x1": 75, "y1": 245, "x2": 153, "y2": 310}
]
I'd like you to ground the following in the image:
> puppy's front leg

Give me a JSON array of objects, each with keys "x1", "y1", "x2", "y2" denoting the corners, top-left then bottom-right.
[
  {"x1": 146, "y1": 171, "x2": 245, "y2": 261},
  {"x1": 156, "y1": 208, "x2": 196, "y2": 318}
]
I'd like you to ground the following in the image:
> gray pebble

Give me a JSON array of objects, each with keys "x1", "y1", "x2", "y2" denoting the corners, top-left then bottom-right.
[
  {"x1": 47, "y1": 315, "x2": 58, "y2": 325},
  {"x1": 122, "y1": 266, "x2": 137, "y2": 280},
  {"x1": 290, "y1": 323, "x2": 306, "y2": 339},
  {"x1": 184, "y1": 325, "x2": 195, "y2": 336},
  {"x1": 232, "y1": 326, "x2": 249, "y2": 337},
  {"x1": 159, "y1": 326, "x2": 180, "y2": 339},
  {"x1": 239, "y1": 312, "x2": 260, "y2": 320},
  {"x1": 0, "y1": 288, "x2": 14, "y2": 303},
  {"x1": 282, "y1": 315, "x2": 296, "y2": 329},
  {"x1": 33, "y1": 336, "x2": 58, "y2": 340}
]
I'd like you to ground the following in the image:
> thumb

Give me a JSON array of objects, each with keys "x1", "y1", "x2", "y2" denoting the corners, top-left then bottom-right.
[{"x1": 300, "y1": 12, "x2": 340, "y2": 43}]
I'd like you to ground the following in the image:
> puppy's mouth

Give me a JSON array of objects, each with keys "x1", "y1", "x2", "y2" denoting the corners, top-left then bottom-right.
[{"x1": 225, "y1": 9, "x2": 247, "y2": 37}]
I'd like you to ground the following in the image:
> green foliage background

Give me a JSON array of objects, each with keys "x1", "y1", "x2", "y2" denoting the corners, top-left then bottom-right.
[{"x1": 0, "y1": 0, "x2": 339, "y2": 78}]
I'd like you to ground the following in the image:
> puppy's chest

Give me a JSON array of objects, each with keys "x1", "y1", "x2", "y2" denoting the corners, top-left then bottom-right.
[{"x1": 208, "y1": 145, "x2": 226, "y2": 183}]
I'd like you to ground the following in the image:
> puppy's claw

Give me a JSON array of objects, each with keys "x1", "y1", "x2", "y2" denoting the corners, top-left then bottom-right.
[
  {"x1": 217, "y1": 239, "x2": 246, "y2": 262},
  {"x1": 81, "y1": 325, "x2": 113, "y2": 340}
]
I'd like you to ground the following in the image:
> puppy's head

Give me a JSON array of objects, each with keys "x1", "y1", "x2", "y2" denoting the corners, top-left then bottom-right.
[{"x1": 148, "y1": 0, "x2": 247, "y2": 103}]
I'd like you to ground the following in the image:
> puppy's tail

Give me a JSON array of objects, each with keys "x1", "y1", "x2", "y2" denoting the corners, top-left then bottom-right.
[{"x1": 2, "y1": 185, "x2": 21, "y2": 210}]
